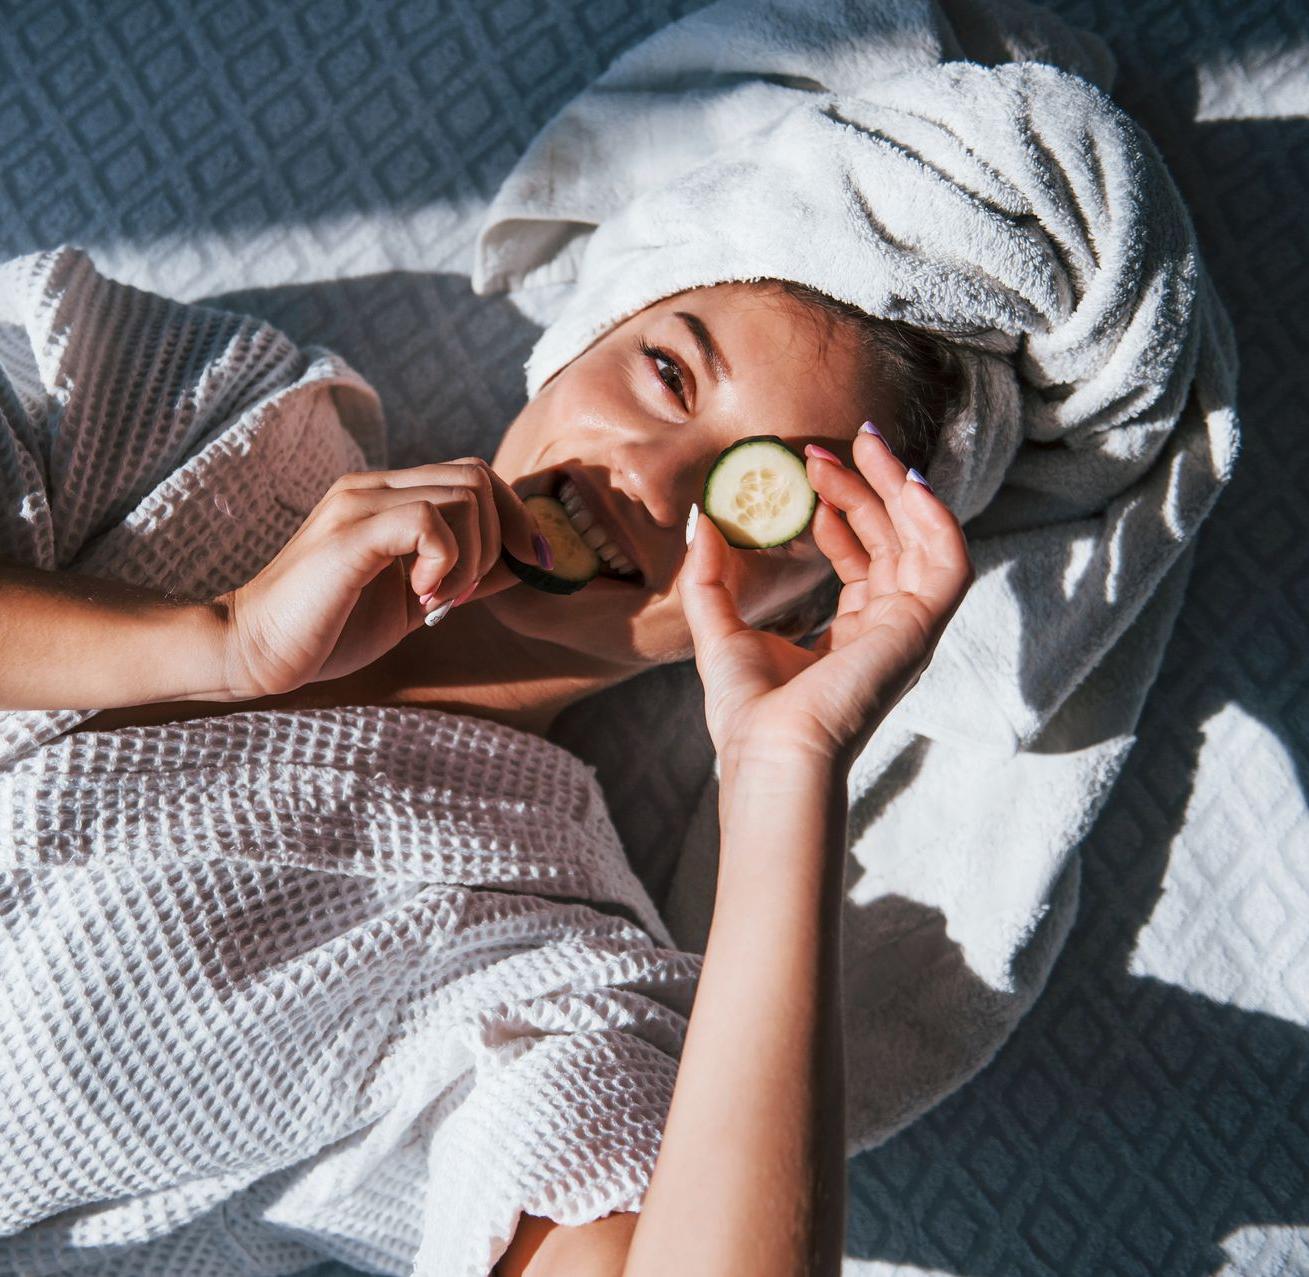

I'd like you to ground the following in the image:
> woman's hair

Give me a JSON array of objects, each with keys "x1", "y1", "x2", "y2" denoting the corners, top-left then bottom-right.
[{"x1": 758, "y1": 278, "x2": 972, "y2": 639}]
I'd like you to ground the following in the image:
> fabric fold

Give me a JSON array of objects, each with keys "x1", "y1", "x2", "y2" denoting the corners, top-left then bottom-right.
[{"x1": 0, "y1": 708, "x2": 700, "y2": 1276}]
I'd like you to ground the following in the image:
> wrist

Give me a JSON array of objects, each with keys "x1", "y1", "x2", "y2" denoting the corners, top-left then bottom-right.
[
  {"x1": 719, "y1": 742, "x2": 846, "y2": 790},
  {"x1": 171, "y1": 594, "x2": 242, "y2": 703},
  {"x1": 714, "y1": 746, "x2": 849, "y2": 887}
]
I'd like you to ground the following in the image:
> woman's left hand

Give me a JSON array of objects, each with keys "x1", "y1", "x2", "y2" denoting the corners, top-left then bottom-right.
[{"x1": 677, "y1": 427, "x2": 975, "y2": 773}]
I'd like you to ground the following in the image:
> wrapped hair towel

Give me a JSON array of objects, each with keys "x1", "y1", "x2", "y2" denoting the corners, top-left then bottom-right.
[{"x1": 473, "y1": 0, "x2": 1241, "y2": 1148}]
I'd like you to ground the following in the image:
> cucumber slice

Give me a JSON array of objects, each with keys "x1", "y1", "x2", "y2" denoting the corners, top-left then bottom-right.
[
  {"x1": 702, "y1": 435, "x2": 816, "y2": 548},
  {"x1": 501, "y1": 494, "x2": 600, "y2": 595}
]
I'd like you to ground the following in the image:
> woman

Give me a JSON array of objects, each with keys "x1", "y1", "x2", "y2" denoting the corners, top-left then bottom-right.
[
  {"x1": 0, "y1": 268, "x2": 974, "y2": 1274},
  {"x1": 0, "y1": 0, "x2": 1240, "y2": 1255}
]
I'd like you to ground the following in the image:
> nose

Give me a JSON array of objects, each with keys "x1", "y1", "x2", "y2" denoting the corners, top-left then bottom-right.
[{"x1": 611, "y1": 436, "x2": 708, "y2": 530}]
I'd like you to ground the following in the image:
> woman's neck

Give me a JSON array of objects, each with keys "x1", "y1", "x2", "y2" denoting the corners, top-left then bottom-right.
[{"x1": 366, "y1": 597, "x2": 644, "y2": 738}]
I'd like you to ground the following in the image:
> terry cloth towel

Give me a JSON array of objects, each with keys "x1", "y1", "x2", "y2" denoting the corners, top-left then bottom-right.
[
  {"x1": 472, "y1": 0, "x2": 1242, "y2": 1147},
  {"x1": 0, "y1": 247, "x2": 700, "y2": 1276}
]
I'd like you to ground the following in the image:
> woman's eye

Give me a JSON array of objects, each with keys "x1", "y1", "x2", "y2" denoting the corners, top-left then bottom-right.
[{"x1": 638, "y1": 338, "x2": 686, "y2": 404}]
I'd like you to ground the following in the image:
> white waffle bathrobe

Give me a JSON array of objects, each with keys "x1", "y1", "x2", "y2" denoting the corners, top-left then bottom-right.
[{"x1": 0, "y1": 246, "x2": 701, "y2": 1277}]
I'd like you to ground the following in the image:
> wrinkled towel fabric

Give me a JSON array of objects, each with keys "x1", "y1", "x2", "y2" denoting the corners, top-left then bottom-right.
[
  {"x1": 472, "y1": 0, "x2": 1242, "y2": 1146},
  {"x1": 0, "y1": 247, "x2": 701, "y2": 1276}
]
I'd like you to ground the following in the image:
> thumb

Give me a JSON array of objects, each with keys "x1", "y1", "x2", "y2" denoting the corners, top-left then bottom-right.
[{"x1": 677, "y1": 502, "x2": 748, "y2": 652}]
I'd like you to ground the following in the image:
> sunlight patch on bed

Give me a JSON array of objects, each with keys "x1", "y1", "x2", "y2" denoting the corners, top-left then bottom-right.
[{"x1": 1127, "y1": 700, "x2": 1309, "y2": 1023}]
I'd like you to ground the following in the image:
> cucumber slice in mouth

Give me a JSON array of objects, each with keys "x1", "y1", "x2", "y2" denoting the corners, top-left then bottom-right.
[
  {"x1": 702, "y1": 435, "x2": 816, "y2": 548},
  {"x1": 501, "y1": 491, "x2": 646, "y2": 594}
]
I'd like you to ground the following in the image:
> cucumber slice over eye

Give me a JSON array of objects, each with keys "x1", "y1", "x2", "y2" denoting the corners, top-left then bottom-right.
[
  {"x1": 702, "y1": 435, "x2": 817, "y2": 549},
  {"x1": 501, "y1": 494, "x2": 601, "y2": 594}
]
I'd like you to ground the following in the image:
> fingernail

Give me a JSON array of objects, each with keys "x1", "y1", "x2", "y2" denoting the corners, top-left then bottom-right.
[
  {"x1": 804, "y1": 444, "x2": 843, "y2": 465},
  {"x1": 684, "y1": 502, "x2": 699, "y2": 547},
  {"x1": 418, "y1": 591, "x2": 436, "y2": 606},
  {"x1": 860, "y1": 420, "x2": 892, "y2": 451},
  {"x1": 454, "y1": 579, "x2": 479, "y2": 606},
  {"x1": 906, "y1": 468, "x2": 934, "y2": 493},
  {"x1": 532, "y1": 531, "x2": 553, "y2": 570},
  {"x1": 818, "y1": 494, "x2": 837, "y2": 508},
  {"x1": 424, "y1": 599, "x2": 454, "y2": 627}
]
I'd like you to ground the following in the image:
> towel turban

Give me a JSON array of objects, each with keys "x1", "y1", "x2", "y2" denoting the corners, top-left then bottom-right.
[{"x1": 472, "y1": 0, "x2": 1239, "y2": 755}]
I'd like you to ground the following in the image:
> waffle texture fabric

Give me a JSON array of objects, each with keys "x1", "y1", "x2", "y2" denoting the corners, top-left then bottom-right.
[
  {"x1": 0, "y1": 247, "x2": 701, "y2": 1275},
  {"x1": 0, "y1": 244, "x2": 384, "y2": 768}
]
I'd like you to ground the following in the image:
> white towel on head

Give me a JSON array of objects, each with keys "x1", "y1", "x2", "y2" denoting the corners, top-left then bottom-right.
[
  {"x1": 471, "y1": 0, "x2": 1242, "y2": 1148},
  {"x1": 472, "y1": 0, "x2": 1238, "y2": 756}
]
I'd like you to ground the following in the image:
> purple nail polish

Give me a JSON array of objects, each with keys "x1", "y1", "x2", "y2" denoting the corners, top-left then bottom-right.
[
  {"x1": 532, "y1": 531, "x2": 554, "y2": 570},
  {"x1": 906, "y1": 468, "x2": 934, "y2": 493}
]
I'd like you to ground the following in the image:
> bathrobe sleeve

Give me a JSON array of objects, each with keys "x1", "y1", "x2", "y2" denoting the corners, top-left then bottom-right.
[
  {"x1": 417, "y1": 945, "x2": 695, "y2": 1276},
  {"x1": 0, "y1": 245, "x2": 385, "y2": 766}
]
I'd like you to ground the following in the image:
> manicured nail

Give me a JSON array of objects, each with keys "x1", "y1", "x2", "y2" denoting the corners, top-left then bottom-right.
[
  {"x1": 685, "y1": 502, "x2": 699, "y2": 547},
  {"x1": 818, "y1": 494, "x2": 837, "y2": 508},
  {"x1": 860, "y1": 420, "x2": 892, "y2": 451},
  {"x1": 418, "y1": 591, "x2": 436, "y2": 606},
  {"x1": 424, "y1": 598, "x2": 454, "y2": 627},
  {"x1": 454, "y1": 579, "x2": 479, "y2": 606},
  {"x1": 906, "y1": 468, "x2": 934, "y2": 493},
  {"x1": 532, "y1": 531, "x2": 553, "y2": 570},
  {"x1": 804, "y1": 444, "x2": 843, "y2": 465}
]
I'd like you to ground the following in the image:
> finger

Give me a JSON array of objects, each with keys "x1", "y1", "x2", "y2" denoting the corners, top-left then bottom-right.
[
  {"x1": 330, "y1": 499, "x2": 459, "y2": 599},
  {"x1": 676, "y1": 502, "x2": 750, "y2": 651},
  {"x1": 405, "y1": 460, "x2": 530, "y2": 582},
  {"x1": 851, "y1": 428, "x2": 966, "y2": 572},
  {"x1": 318, "y1": 483, "x2": 482, "y2": 600},
  {"x1": 328, "y1": 460, "x2": 542, "y2": 572},
  {"x1": 321, "y1": 461, "x2": 492, "y2": 585},
  {"x1": 805, "y1": 447, "x2": 902, "y2": 596},
  {"x1": 896, "y1": 472, "x2": 974, "y2": 590},
  {"x1": 807, "y1": 439, "x2": 901, "y2": 540},
  {"x1": 324, "y1": 461, "x2": 476, "y2": 494},
  {"x1": 808, "y1": 498, "x2": 872, "y2": 586},
  {"x1": 412, "y1": 487, "x2": 481, "y2": 602},
  {"x1": 479, "y1": 463, "x2": 547, "y2": 569}
]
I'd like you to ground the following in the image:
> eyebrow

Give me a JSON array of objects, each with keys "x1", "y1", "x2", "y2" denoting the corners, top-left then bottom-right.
[{"x1": 674, "y1": 310, "x2": 732, "y2": 383}]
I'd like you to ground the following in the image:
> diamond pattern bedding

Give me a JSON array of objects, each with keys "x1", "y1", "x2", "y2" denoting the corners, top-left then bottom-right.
[{"x1": 0, "y1": 1, "x2": 1304, "y2": 1274}]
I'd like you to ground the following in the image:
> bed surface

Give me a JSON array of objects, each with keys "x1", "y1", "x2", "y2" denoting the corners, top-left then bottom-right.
[{"x1": 1, "y1": 1, "x2": 1304, "y2": 1273}]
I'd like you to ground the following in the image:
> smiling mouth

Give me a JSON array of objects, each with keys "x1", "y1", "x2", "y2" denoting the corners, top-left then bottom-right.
[{"x1": 544, "y1": 472, "x2": 646, "y2": 588}]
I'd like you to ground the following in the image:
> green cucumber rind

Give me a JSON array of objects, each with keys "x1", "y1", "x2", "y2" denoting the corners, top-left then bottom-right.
[
  {"x1": 702, "y1": 435, "x2": 817, "y2": 549},
  {"x1": 501, "y1": 548, "x2": 593, "y2": 595}
]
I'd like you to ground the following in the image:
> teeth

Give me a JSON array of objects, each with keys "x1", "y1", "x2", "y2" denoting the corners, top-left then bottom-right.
[{"x1": 558, "y1": 479, "x2": 640, "y2": 578}]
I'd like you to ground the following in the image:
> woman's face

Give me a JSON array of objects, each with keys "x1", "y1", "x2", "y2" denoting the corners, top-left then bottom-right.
[{"x1": 488, "y1": 282, "x2": 897, "y2": 666}]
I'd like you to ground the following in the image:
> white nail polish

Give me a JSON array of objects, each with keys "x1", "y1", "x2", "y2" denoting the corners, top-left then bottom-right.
[
  {"x1": 424, "y1": 599, "x2": 454, "y2": 627},
  {"x1": 684, "y1": 502, "x2": 699, "y2": 547}
]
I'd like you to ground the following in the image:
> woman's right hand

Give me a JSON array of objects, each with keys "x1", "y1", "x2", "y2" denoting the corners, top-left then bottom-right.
[{"x1": 216, "y1": 459, "x2": 544, "y2": 700}]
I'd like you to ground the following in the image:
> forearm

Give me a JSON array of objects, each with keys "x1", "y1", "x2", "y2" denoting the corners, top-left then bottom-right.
[
  {"x1": 0, "y1": 560, "x2": 234, "y2": 709},
  {"x1": 624, "y1": 751, "x2": 848, "y2": 1277}
]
